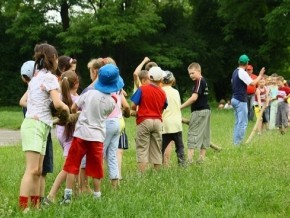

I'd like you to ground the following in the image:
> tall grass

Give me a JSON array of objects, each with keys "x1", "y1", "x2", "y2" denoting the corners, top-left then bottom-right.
[{"x1": 0, "y1": 107, "x2": 289, "y2": 217}]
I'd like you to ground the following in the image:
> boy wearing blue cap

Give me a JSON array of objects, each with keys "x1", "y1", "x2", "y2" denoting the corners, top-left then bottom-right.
[
  {"x1": 60, "y1": 64, "x2": 124, "y2": 204},
  {"x1": 231, "y1": 54, "x2": 265, "y2": 145}
]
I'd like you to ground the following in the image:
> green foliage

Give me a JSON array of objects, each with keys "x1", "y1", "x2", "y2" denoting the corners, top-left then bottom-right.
[{"x1": 0, "y1": 0, "x2": 289, "y2": 105}]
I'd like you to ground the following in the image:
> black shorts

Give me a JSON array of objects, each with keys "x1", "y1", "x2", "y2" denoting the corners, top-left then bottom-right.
[{"x1": 42, "y1": 131, "x2": 53, "y2": 175}]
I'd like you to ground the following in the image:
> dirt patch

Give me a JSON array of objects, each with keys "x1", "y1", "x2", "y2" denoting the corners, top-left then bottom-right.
[
  {"x1": 0, "y1": 129, "x2": 21, "y2": 146},
  {"x1": 0, "y1": 128, "x2": 56, "y2": 146}
]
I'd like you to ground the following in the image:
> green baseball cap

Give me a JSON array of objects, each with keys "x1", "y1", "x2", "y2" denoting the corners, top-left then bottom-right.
[{"x1": 238, "y1": 54, "x2": 250, "y2": 64}]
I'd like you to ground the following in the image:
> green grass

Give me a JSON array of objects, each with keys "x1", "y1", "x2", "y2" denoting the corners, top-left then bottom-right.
[
  {"x1": 0, "y1": 107, "x2": 24, "y2": 130},
  {"x1": 0, "y1": 107, "x2": 290, "y2": 217}
]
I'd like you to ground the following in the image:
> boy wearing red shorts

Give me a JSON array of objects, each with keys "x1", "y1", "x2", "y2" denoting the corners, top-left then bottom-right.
[{"x1": 61, "y1": 64, "x2": 124, "y2": 203}]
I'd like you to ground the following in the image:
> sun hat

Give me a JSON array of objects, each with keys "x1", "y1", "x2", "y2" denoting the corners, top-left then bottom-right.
[
  {"x1": 149, "y1": 66, "x2": 166, "y2": 81},
  {"x1": 238, "y1": 54, "x2": 250, "y2": 64},
  {"x1": 162, "y1": 70, "x2": 175, "y2": 84},
  {"x1": 21, "y1": 60, "x2": 35, "y2": 79},
  {"x1": 94, "y1": 64, "x2": 124, "y2": 94}
]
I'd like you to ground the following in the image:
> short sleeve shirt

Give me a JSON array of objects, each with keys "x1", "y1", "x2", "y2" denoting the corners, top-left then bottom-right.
[
  {"x1": 162, "y1": 86, "x2": 182, "y2": 133},
  {"x1": 191, "y1": 77, "x2": 210, "y2": 112},
  {"x1": 26, "y1": 69, "x2": 60, "y2": 127},
  {"x1": 73, "y1": 89, "x2": 116, "y2": 142},
  {"x1": 131, "y1": 84, "x2": 167, "y2": 125}
]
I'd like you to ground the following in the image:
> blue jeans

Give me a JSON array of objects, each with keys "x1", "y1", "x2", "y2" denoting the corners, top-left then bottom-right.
[
  {"x1": 104, "y1": 118, "x2": 120, "y2": 179},
  {"x1": 231, "y1": 98, "x2": 248, "y2": 145}
]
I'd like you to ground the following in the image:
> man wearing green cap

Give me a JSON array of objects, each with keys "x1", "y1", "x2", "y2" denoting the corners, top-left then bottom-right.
[{"x1": 231, "y1": 54, "x2": 265, "y2": 145}]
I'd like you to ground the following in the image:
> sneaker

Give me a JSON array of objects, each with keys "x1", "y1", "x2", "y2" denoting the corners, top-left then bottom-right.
[
  {"x1": 59, "y1": 195, "x2": 71, "y2": 205},
  {"x1": 41, "y1": 196, "x2": 53, "y2": 206}
]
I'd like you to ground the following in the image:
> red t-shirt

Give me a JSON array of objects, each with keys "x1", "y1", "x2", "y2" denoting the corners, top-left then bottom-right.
[
  {"x1": 131, "y1": 84, "x2": 167, "y2": 125},
  {"x1": 246, "y1": 73, "x2": 257, "y2": 94}
]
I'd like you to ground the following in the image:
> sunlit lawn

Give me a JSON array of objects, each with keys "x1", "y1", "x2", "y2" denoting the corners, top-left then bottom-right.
[{"x1": 0, "y1": 107, "x2": 290, "y2": 217}]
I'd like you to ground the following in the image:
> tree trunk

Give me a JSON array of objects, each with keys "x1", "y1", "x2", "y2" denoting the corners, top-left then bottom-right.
[{"x1": 60, "y1": 1, "x2": 70, "y2": 31}]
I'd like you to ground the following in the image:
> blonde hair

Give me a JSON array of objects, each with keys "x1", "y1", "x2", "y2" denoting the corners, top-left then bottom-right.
[{"x1": 188, "y1": 62, "x2": 201, "y2": 72}]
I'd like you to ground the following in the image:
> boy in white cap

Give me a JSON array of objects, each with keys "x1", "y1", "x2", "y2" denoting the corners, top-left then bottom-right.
[
  {"x1": 130, "y1": 66, "x2": 167, "y2": 173},
  {"x1": 61, "y1": 64, "x2": 124, "y2": 204}
]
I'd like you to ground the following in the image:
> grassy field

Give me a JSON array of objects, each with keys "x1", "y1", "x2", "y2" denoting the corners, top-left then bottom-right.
[{"x1": 0, "y1": 107, "x2": 290, "y2": 217}]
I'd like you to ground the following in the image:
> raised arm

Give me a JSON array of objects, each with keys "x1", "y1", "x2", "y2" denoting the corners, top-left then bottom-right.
[
  {"x1": 133, "y1": 57, "x2": 150, "y2": 88},
  {"x1": 250, "y1": 67, "x2": 265, "y2": 86}
]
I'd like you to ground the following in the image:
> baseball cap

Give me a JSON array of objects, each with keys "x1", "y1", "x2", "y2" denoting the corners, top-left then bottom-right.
[
  {"x1": 238, "y1": 54, "x2": 250, "y2": 64},
  {"x1": 21, "y1": 60, "x2": 35, "y2": 79},
  {"x1": 149, "y1": 66, "x2": 166, "y2": 81},
  {"x1": 162, "y1": 70, "x2": 175, "y2": 84},
  {"x1": 94, "y1": 64, "x2": 124, "y2": 94}
]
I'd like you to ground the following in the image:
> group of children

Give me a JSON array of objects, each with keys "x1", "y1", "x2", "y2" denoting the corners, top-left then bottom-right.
[
  {"x1": 18, "y1": 43, "x2": 212, "y2": 211},
  {"x1": 246, "y1": 65, "x2": 290, "y2": 135}
]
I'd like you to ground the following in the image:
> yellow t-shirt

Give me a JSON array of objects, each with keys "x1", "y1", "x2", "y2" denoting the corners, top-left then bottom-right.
[{"x1": 162, "y1": 86, "x2": 182, "y2": 133}]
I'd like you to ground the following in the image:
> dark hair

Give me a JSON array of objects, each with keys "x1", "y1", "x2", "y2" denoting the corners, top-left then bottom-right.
[
  {"x1": 21, "y1": 75, "x2": 31, "y2": 82},
  {"x1": 56, "y1": 56, "x2": 77, "y2": 77},
  {"x1": 34, "y1": 43, "x2": 58, "y2": 73},
  {"x1": 60, "y1": 70, "x2": 79, "y2": 140}
]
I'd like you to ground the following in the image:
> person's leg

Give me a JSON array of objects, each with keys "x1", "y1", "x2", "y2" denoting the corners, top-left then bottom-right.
[
  {"x1": 62, "y1": 138, "x2": 87, "y2": 203},
  {"x1": 149, "y1": 119, "x2": 162, "y2": 171},
  {"x1": 173, "y1": 132, "x2": 185, "y2": 165},
  {"x1": 40, "y1": 132, "x2": 53, "y2": 204},
  {"x1": 47, "y1": 170, "x2": 67, "y2": 202},
  {"x1": 86, "y1": 141, "x2": 103, "y2": 197},
  {"x1": 269, "y1": 100, "x2": 278, "y2": 129},
  {"x1": 163, "y1": 141, "x2": 173, "y2": 167},
  {"x1": 136, "y1": 120, "x2": 151, "y2": 173},
  {"x1": 104, "y1": 119, "x2": 120, "y2": 187},
  {"x1": 19, "y1": 151, "x2": 43, "y2": 209},
  {"x1": 232, "y1": 99, "x2": 248, "y2": 145},
  {"x1": 117, "y1": 149, "x2": 123, "y2": 179},
  {"x1": 79, "y1": 156, "x2": 91, "y2": 193},
  {"x1": 162, "y1": 134, "x2": 173, "y2": 167}
]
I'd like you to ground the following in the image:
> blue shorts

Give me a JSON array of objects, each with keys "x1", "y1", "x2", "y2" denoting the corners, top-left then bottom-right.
[{"x1": 42, "y1": 132, "x2": 53, "y2": 175}]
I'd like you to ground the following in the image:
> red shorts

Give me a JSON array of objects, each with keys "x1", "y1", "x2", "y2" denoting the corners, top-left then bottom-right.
[{"x1": 63, "y1": 137, "x2": 104, "y2": 178}]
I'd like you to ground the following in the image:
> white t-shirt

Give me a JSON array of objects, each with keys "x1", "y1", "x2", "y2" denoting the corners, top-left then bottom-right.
[
  {"x1": 162, "y1": 86, "x2": 182, "y2": 133},
  {"x1": 26, "y1": 69, "x2": 60, "y2": 127},
  {"x1": 73, "y1": 89, "x2": 116, "y2": 141},
  {"x1": 238, "y1": 67, "x2": 253, "y2": 86}
]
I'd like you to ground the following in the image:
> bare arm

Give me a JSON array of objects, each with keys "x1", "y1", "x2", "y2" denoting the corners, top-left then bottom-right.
[
  {"x1": 50, "y1": 89, "x2": 69, "y2": 113},
  {"x1": 133, "y1": 57, "x2": 150, "y2": 88},
  {"x1": 71, "y1": 102, "x2": 78, "y2": 113},
  {"x1": 256, "y1": 88, "x2": 262, "y2": 108},
  {"x1": 250, "y1": 67, "x2": 265, "y2": 86},
  {"x1": 121, "y1": 94, "x2": 130, "y2": 118},
  {"x1": 180, "y1": 93, "x2": 198, "y2": 110},
  {"x1": 19, "y1": 91, "x2": 28, "y2": 107}
]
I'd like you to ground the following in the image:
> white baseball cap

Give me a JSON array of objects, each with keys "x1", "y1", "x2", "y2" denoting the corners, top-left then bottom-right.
[
  {"x1": 149, "y1": 66, "x2": 166, "y2": 81},
  {"x1": 21, "y1": 60, "x2": 35, "y2": 79}
]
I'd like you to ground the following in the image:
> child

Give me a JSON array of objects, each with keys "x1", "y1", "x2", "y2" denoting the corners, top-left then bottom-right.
[
  {"x1": 133, "y1": 57, "x2": 151, "y2": 91},
  {"x1": 61, "y1": 64, "x2": 124, "y2": 203},
  {"x1": 268, "y1": 75, "x2": 279, "y2": 129},
  {"x1": 276, "y1": 76, "x2": 290, "y2": 134},
  {"x1": 18, "y1": 43, "x2": 69, "y2": 211},
  {"x1": 161, "y1": 70, "x2": 185, "y2": 166},
  {"x1": 253, "y1": 77, "x2": 270, "y2": 134},
  {"x1": 56, "y1": 55, "x2": 77, "y2": 78},
  {"x1": 180, "y1": 62, "x2": 210, "y2": 164},
  {"x1": 130, "y1": 66, "x2": 167, "y2": 172},
  {"x1": 45, "y1": 70, "x2": 80, "y2": 204},
  {"x1": 20, "y1": 60, "x2": 55, "y2": 206}
]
